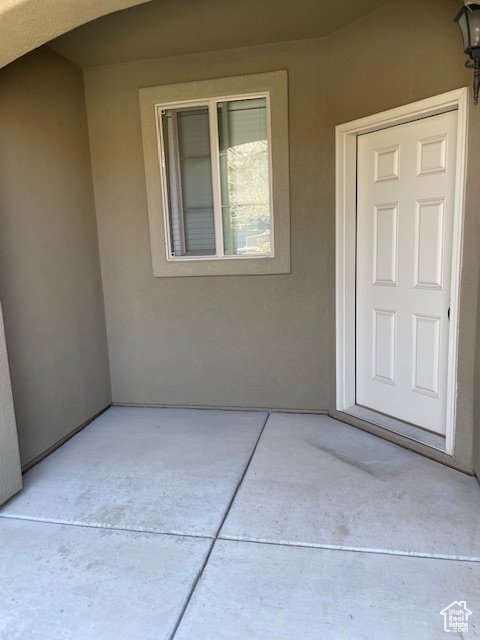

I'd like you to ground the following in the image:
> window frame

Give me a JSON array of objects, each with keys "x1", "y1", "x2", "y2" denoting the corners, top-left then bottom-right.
[
  {"x1": 159, "y1": 94, "x2": 273, "y2": 261},
  {"x1": 139, "y1": 71, "x2": 290, "y2": 277}
]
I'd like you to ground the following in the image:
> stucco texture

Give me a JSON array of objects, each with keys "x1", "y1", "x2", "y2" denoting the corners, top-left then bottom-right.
[
  {"x1": 83, "y1": 0, "x2": 479, "y2": 471},
  {"x1": 0, "y1": 300, "x2": 22, "y2": 503},
  {"x1": 84, "y1": 39, "x2": 328, "y2": 414},
  {"x1": 0, "y1": 0, "x2": 151, "y2": 70},
  {"x1": 0, "y1": 47, "x2": 111, "y2": 465}
]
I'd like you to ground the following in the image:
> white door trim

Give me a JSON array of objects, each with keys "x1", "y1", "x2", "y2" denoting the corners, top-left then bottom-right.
[{"x1": 335, "y1": 88, "x2": 468, "y2": 456}]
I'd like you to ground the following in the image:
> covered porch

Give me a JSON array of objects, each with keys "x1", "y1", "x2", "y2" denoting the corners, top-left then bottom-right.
[{"x1": 0, "y1": 0, "x2": 480, "y2": 636}]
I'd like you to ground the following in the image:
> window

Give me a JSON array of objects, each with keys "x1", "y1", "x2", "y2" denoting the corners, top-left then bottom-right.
[
  {"x1": 162, "y1": 97, "x2": 271, "y2": 259},
  {"x1": 140, "y1": 71, "x2": 290, "y2": 277}
]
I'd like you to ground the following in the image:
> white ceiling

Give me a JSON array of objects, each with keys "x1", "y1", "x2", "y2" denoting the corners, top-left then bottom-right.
[{"x1": 49, "y1": 0, "x2": 393, "y2": 67}]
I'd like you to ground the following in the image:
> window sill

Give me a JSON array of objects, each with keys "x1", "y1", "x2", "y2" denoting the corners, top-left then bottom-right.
[{"x1": 153, "y1": 253, "x2": 289, "y2": 277}]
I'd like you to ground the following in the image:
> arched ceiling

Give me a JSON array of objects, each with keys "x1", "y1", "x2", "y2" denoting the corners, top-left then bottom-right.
[
  {"x1": 49, "y1": 0, "x2": 394, "y2": 68},
  {"x1": 0, "y1": 0, "x2": 151, "y2": 70}
]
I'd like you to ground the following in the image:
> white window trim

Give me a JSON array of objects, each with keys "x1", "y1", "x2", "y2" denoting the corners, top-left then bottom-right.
[
  {"x1": 139, "y1": 71, "x2": 290, "y2": 277},
  {"x1": 157, "y1": 93, "x2": 274, "y2": 262},
  {"x1": 209, "y1": 98, "x2": 225, "y2": 259}
]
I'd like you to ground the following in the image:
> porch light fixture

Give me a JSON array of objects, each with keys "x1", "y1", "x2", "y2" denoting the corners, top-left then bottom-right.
[{"x1": 455, "y1": 2, "x2": 480, "y2": 105}]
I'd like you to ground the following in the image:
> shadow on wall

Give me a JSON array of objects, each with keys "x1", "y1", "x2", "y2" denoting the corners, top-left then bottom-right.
[{"x1": 0, "y1": 0, "x2": 151, "y2": 69}]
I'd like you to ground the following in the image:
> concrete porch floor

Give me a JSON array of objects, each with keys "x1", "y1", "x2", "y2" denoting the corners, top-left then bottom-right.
[{"x1": 0, "y1": 407, "x2": 479, "y2": 639}]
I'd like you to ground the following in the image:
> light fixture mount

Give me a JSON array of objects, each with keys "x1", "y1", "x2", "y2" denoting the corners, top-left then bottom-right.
[{"x1": 455, "y1": 2, "x2": 480, "y2": 104}]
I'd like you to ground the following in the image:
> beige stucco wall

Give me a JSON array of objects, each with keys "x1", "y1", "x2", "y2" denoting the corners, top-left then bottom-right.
[
  {"x1": 475, "y1": 276, "x2": 480, "y2": 477},
  {"x1": 0, "y1": 47, "x2": 111, "y2": 465},
  {"x1": 461, "y1": 100, "x2": 480, "y2": 477},
  {"x1": 84, "y1": 38, "x2": 329, "y2": 414},
  {"x1": 84, "y1": 0, "x2": 478, "y2": 470},
  {"x1": 472, "y1": 136, "x2": 480, "y2": 478},
  {"x1": 0, "y1": 300, "x2": 22, "y2": 503},
  {"x1": 0, "y1": 0, "x2": 151, "y2": 70}
]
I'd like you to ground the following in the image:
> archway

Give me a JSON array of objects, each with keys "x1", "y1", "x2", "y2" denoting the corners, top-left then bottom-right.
[{"x1": 0, "y1": 0, "x2": 151, "y2": 69}]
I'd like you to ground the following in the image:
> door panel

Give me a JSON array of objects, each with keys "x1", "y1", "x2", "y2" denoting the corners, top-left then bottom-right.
[{"x1": 356, "y1": 111, "x2": 457, "y2": 435}]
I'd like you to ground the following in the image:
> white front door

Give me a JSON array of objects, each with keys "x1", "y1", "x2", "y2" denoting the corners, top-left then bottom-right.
[{"x1": 356, "y1": 111, "x2": 458, "y2": 435}]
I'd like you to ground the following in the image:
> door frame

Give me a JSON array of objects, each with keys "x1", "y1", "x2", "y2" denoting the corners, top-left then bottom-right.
[{"x1": 335, "y1": 88, "x2": 468, "y2": 456}]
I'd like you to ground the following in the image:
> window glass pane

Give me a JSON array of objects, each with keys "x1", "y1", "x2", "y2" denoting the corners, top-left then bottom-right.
[
  {"x1": 217, "y1": 98, "x2": 271, "y2": 256},
  {"x1": 163, "y1": 107, "x2": 215, "y2": 256}
]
